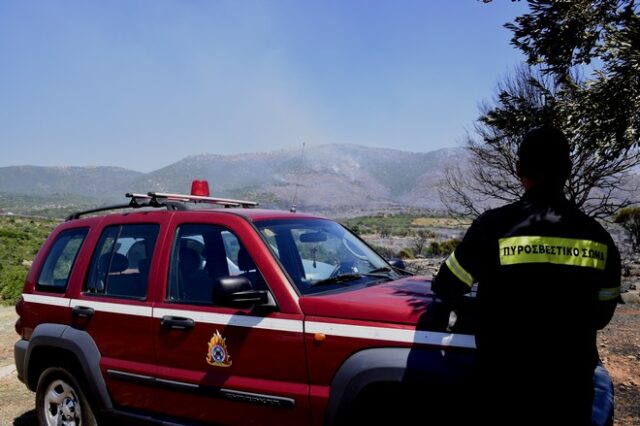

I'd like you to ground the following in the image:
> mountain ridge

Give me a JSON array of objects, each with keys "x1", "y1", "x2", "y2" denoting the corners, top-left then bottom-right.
[{"x1": 0, "y1": 144, "x2": 465, "y2": 215}]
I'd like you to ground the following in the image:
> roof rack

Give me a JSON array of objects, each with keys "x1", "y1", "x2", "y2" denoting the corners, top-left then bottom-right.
[
  {"x1": 139, "y1": 192, "x2": 259, "y2": 208},
  {"x1": 65, "y1": 195, "x2": 187, "y2": 221},
  {"x1": 65, "y1": 190, "x2": 258, "y2": 221}
]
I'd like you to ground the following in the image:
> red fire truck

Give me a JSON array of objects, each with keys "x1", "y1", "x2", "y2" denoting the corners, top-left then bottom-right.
[{"x1": 14, "y1": 181, "x2": 613, "y2": 425}]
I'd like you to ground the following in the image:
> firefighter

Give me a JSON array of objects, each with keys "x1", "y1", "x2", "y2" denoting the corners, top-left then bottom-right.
[{"x1": 432, "y1": 127, "x2": 620, "y2": 425}]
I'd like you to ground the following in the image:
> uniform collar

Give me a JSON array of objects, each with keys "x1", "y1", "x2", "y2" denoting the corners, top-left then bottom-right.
[{"x1": 521, "y1": 185, "x2": 569, "y2": 205}]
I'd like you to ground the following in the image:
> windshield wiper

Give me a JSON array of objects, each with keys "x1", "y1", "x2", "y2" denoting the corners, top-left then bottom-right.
[
  {"x1": 377, "y1": 264, "x2": 413, "y2": 276},
  {"x1": 311, "y1": 273, "x2": 363, "y2": 287},
  {"x1": 367, "y1": 266, "x2": 393, "y2": 274},
  {"x1": 362, "y1": 266, "x2": 398, "y2": 279}
]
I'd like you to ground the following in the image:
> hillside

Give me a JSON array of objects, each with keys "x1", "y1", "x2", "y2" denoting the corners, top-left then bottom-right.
[
  {"x1": 0, "y1": 166, "x2": 142, "y2": 198},
  {"x1": 0, "y1": 145, "x2": 464, "y2": 216},
  {"x1": 127, "y1": 145, "x2": 465, "y2": 214}
]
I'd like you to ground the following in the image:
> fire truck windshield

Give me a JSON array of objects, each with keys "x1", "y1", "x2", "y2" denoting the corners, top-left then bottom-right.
[{"x1": 255, "y1": 219, "x2": 399, "y2": 295}]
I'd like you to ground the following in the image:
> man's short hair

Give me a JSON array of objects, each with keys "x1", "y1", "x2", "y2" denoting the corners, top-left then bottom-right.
[{"x1": 518, "y1": 126, "x2": 571, "y2": 183}]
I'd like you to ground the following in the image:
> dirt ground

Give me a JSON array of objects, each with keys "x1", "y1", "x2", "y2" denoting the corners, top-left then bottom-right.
[
  {"x1": 0, "y1": 305, "x2": 638, "y2": 425},
  {"x1": 0, "y1": 307, "x2": 36, "y2": 426},
  {"x1": 598, "y1": 304, "x2": 640, "y2": 426}
]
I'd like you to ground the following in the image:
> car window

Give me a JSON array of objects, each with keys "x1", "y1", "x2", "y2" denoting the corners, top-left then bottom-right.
[
  {"x1": 256, "y1": 219, "x2": 397, "y2": 295},
  {"x1": 36, "y1": 228, "x2": 88, "y2": 293},
  {"x1": 84, "y1": 224, "x2": 159, "y2": 299},
  {"x1": 167, "y1": 224, "x2": 266, "y2": 305}
]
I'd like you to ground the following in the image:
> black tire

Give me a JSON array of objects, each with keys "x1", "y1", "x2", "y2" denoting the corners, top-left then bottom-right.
[{"x1": 35, "y1": 367, "x2": 98, "y2": 426}]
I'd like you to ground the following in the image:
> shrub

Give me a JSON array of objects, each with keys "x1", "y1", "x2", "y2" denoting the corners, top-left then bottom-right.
[
  {"x1": 411, "y1": 229, "x2": 435, "y2": 256},
  {"x1": 0, "y1": 264, "x2": 28, "y2": 302},
  {"x1": 370, "y1": 245, "x2": 396, "y2": 259},
  {"x1": 0, "y1": 216, "x2": 56, "y2": 305},
  {"x1": 399, "y1": 248, "x2": 414, "y2": 259},
  {"x1": 614, "y1": 207, "x2": 640, "y2": 252},
  {"x1": 427, "y1": 239, "x2": 461, "y2": 256}
]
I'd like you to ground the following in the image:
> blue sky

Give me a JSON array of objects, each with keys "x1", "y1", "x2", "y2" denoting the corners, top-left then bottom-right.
[{"x1": 0, "y1": 1, "x2": 528, "y2": 172}]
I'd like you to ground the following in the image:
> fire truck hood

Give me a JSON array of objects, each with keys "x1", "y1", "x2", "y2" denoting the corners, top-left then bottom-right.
[{"x1": 298, "y1": 277, "x2": 438, "y2": 325}]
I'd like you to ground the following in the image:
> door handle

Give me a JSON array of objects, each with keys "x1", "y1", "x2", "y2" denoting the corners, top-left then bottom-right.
[
  {"x1": 160, "y1": 315, "x2": 195, "y2": 330},
  {"x1": 72, "y1": 305, "x2": 95, "y2": 318}
]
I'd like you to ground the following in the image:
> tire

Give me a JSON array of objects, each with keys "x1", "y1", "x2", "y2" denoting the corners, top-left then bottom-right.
[{"x1": 35, "y1": 367, "x2": 98, "y2": 426}]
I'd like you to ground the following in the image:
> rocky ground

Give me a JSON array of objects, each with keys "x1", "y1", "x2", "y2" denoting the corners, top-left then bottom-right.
[
  {"x1": 603, "y1": 257, "x2": 640, "y2": 426},
  {"x1": 599, "y1": 305, "x2": 640, "y2": 426}
]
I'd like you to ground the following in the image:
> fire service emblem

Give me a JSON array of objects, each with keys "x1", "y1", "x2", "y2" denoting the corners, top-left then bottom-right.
[{"x1": 206, "y1": 330, "x2": 232, "y2": 367}]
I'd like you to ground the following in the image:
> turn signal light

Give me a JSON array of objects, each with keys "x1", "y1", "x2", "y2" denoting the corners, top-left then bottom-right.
[
  {"x1": 191, "y1": 180, "x2": 210, "y2": 197},
  {"x1": 314, "y1": 333, "x2": 326, "y2": 342},
  {"x1": 15, "y1": 296, "x2": 24, "y2": 336},
  {"x1": 15, "y1": 295, "x2": 24, "y2": 316}
]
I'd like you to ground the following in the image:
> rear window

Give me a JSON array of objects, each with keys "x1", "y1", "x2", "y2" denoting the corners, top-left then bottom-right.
[{"x1": 36, "y1": 228, "x2": 88, "y2": 293}]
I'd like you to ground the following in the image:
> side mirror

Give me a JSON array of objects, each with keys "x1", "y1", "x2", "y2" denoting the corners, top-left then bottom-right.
[
  {"x1": 387, "y1": 258, "x2": 412, "y2": 276},
  {"x1": 388, "y1": 258, "x2": 406, "y2": 270},
  {"x1": 215, "y1": 276, "x2": 270, "y2": 308}
]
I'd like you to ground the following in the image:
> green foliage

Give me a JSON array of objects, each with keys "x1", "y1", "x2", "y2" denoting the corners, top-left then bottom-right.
[
  {"x1": 378, "y1": 225, "x2": 390, "y2": 239},
  {"x1": 0, "y1": 264, "x2": 28, "y2": 302},
  {"x1": 0, "y1": 192, "x2": 98, "y2": 219},
  {"x1": 411, "y1": 229, "x2": 435, "y2": 256},
  {"x1": 341, "y1": 214, "x2": 452, "y2": 237},
  {"x1": 427, "y1": 239, "x2": 461, "y2": 256},
  {"x1": 0, "y1": 216, "x2": 57, "y2": 305},
  {"x1": 507, "y1": 1, "x2": 638, "y2": 80},
  {"x1": 342, "y1": 214, "x2": 417, "y2": 236},
  {"x1": 446, "y1": 1, "x2": 640, "y2": 219},
  {"x1": 614, "y1": 207, "x2": 640, "y2": 251},
  {"x1": 399, "y1": 248, "x2": 414, "y2": 259},
  {"x1": 369, "y1": 244, "x2": 396, "y2": 259}
]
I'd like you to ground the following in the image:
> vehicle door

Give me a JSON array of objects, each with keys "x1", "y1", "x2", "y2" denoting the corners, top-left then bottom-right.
[
  {"x1": 151, "y1": 213, "x2": 308, "y2": 426},
  {"x1": 69, "y1": 213, "x2": 169, "y2": 412}
]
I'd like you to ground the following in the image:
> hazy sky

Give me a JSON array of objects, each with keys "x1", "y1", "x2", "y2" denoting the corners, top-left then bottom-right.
[{"x1": 0, "y1": 1, "x2": 528, "y2": 172}]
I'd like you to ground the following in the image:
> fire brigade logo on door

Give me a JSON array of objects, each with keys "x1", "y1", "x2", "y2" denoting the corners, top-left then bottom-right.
[{"x1": 206, "y1": 330, "x2": 232, "y2": 367}]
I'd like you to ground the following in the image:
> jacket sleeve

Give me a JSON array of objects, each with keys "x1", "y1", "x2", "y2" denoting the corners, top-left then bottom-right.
[
  {"x1": 594, "y1": 238, "x2": 621, "y2": 330},
  {"x1": 432, "y1": 217, "x2": 487, "y2": 303}
]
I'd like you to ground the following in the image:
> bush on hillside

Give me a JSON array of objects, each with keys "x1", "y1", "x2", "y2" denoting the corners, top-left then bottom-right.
[
  {"x1": 427, "y1": 239, "x2": 461, "y2": 256},
  {"x1": 614, "y1": 207, "x2": 640, "y2": 252}
]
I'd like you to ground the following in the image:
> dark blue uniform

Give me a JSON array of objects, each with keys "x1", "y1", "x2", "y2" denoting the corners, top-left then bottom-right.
[{"x1": 433, "y1": 187, "x2": 620, "y2": 424}]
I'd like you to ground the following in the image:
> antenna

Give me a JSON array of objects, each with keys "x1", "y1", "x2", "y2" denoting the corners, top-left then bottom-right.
[{"x1": 290, "y1": 142, "x2": 306, "y2": 213}]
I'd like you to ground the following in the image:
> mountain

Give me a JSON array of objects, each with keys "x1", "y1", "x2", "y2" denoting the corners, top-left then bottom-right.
[
  {"x1": 0, "y1": 166, "x2": 143, "y2": 199},
  {"x1": 0, "y1": 145, "x2": 465, "y2": 215},
  {"x1": 128, "y1": 145, "x2": 465, "y2": 214}
]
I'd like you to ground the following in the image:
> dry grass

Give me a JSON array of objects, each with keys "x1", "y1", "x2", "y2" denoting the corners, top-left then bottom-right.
[{"x1": 410, "y1": 217, "x2": 471, "y2": 228}]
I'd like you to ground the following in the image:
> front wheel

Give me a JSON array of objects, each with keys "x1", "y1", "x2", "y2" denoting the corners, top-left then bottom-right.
[{"x1": 35, "y1": 367, "x2": 97, "y2": 426}]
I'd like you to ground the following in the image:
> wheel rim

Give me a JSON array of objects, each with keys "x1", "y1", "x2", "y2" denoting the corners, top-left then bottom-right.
[{"x1": 43, "y1": 379, "x2": 83, "y2": 426}]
